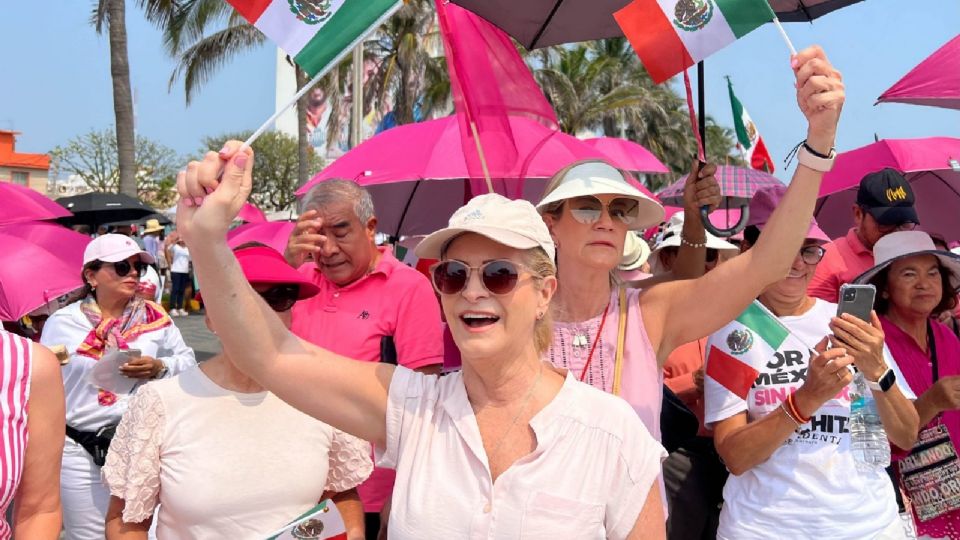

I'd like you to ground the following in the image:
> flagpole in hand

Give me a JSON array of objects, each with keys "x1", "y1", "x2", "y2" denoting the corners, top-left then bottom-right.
[{"x1": 772, "y1": 18, "x2": 798, "y2": 57}]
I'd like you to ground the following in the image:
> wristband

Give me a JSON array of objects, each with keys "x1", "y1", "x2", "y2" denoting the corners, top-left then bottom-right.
[
  {"x1": 780, "y1": 403, "x2": 802, "y2": 427},
  {"x1": 786, "y1": 392, "x2": 812, "y2": 424},
  {"x1": 797, "y1": 143, "x2": 836, "y2": 172}
]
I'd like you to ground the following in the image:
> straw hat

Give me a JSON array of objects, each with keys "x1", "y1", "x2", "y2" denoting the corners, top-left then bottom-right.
[
  {"x1": 142, "y1": 219, "x2": 164, "y2": 234},
  {"x1": 619, "y1": 232, "x2": 651, "y2": 272},
  {"x1": 854, "y1": 231, "x2": 960, "y2": 292}
]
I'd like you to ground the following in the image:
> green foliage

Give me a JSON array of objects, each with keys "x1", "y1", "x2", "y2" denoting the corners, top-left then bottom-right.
[
  {"x1": 199, "y1": 131, "x2": 323, "y2": 211},
  {"x1": 50, "y1": 128, "x2": 182, "y2": 207}
]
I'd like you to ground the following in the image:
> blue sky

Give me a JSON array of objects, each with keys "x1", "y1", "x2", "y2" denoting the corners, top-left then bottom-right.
[{"x1": 1, "y1": 0, "x2": 957, "y2": 181}]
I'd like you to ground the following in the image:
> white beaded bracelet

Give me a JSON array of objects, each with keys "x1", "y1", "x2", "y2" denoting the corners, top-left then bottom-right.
[{"x1": 680, "y1": 233, "x2": 707, "y2": 249}]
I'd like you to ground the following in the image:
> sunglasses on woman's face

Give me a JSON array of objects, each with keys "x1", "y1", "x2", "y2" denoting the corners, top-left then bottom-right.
[
  {"x1": 430, "y1": 260, "x2": 529, "y2": 296},
  {"x1": 257, "y1": 285, "x2": 300, "y2": 312},
  {"x1": 103, "y1": 260, "x2": 146, "y2": 278},
  {"x1": 799, "y1": 245, "x2": 826, "y2": 265},
  {"x1": 567, "y1": 196, "x2": 641, "y2": 226}
]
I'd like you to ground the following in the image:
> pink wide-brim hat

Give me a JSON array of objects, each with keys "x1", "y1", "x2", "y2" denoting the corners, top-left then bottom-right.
[{"x1": 747, "y1": 184, "x2": 831, "y2": 244}]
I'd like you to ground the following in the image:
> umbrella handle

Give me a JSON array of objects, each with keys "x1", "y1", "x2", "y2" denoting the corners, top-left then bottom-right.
[
  {"x1": 694, "y1": 159, "x2": 749, "y2": 238},
  {"x1": 700, "y1": 205, "x2": 749, "y2": 238}
]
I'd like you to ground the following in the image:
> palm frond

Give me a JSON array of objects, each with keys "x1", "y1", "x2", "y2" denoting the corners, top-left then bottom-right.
[{"x1": 167, "y1": 22, "x2": 265, "y2": 104}]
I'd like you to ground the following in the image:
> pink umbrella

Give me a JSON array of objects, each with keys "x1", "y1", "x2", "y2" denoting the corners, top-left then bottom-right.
[
  {"x1": 815, "y1": 137, "x2": 960, "y2": 242},
  {"x1": 582, "y1": 137, "x2": 669, "y2": 174},
  {"x1": 297, "y1": 115, "x2": 655, "y2": 236},
  {"x1": 0, "y1": 222, "x2": 91, "y2": 320},
  {"x1": 877, "y1": 34, "x2": 960, "y2": 110},
  {"x1": 238, "y1": 202, "x2": 267, "y2": 223},
  {"x1": 0, "y1": 182, "x2": 73, "y2": 225},
  {"x1": 227, "y1": 222, "x2": 296, "y2": 255}
]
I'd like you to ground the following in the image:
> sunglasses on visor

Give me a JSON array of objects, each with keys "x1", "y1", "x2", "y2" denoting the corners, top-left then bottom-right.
[{"x1": 567, "y1": 196, "x2": 641, "y2": 226}]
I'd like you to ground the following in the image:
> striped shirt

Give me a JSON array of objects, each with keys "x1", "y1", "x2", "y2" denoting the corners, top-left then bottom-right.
[{"x1": 0, "y1": 330, "x2": 32, "y2": 539}]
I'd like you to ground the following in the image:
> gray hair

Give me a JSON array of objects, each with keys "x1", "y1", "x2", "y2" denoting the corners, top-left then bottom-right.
[{"x1": 299, "y1": 179, "x2": 376, "y2": 224}]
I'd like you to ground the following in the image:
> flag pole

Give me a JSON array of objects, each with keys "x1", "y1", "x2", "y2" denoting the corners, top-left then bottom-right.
[
  {"x1": 239, "y1": 1, "x2": 404, "y2": 152},
  {"x1": 468, "y1": 120, "x2": 496, "y2": 194},
  {"x1": 772, "y1": 17, "x2": 797, "y2": 56}
]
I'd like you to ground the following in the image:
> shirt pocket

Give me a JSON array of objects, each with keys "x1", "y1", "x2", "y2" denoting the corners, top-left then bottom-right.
[{"x1": 520, "y1": 491, "x2": 605, "y2": 540}]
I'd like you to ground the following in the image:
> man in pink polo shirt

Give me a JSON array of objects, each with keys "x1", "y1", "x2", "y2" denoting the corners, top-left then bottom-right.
[
  {"x1": 285, "y1": 179, "x2": 443, "y2": 540},
  {"x1": 808, "y1": 168, "x2": 919, "y2": 302}
]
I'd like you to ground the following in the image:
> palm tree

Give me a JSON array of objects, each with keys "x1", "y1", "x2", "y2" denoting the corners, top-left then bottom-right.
[
  {"x1": 365, "y1": 0, "x2": 450, "y2": 126},
  {"x1": 92, "y1": 0, "x2": 178, "y2": 198}
]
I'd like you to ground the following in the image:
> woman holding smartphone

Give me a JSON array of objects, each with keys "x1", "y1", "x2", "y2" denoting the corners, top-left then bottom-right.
[
  {"x1": 704, "y1": 185, "x2": 918, "y2": 539},
  {"x1": 40, "y1": 234, "x2": 196, "y2": 540}
]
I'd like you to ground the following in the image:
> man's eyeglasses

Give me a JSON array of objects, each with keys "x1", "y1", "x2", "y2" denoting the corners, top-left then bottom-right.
[{"x1": 257, "y1": 285, "x2": 300, "y2": 312}]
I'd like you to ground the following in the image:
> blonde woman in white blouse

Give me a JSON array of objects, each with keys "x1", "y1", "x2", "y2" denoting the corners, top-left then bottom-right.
[
  {"x1": 175, "y1": 140, "x2": 669, "y2": 539},
  {"x1": 102, "y1": 245, "x2": 373, "y2": 539}
]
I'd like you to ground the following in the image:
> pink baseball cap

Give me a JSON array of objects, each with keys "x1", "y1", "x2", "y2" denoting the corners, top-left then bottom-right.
[
  {"x1": 234, "y1": 246, "x2": 319, "y2": 300},
  {"x1": 83, "y1": 234, "x2": 156, "y2": 265},
  {"x1": 746, "y1": 184, "x2": 831, "y2": 244}
]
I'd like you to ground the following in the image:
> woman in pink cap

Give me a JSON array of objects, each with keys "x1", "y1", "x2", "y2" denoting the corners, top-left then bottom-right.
[
  {"x1": 40, "y1": 234, "x2": 196, "y2": 540},
  {"x1": 704, "y1": 185, "x2": 918, "y2": 539},
  {"x1": 102, "y1": 244, "x2": 372, "y2": 539}
]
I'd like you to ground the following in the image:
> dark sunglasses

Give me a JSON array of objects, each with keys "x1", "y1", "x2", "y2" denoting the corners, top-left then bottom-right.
[
  {"x1": 430, "y1": 260, "x2": 529, "y2": 296},
  {"x1": 257, "y1": 285, "x2": 300, "y2": 312},
  {"x1": 100, "y1": 260, "x2": 146, "y2": 278},
  {"x1": 567, "y1": 196, "x2": 641, "y2": 226},
  {"x1": 799, "y1": 245, "x2": 826, "y2": 265}
]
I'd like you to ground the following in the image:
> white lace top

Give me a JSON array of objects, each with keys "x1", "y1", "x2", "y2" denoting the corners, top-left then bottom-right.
[{"x1": 102, "y1": 365, "x2": 372, "y2": 538}]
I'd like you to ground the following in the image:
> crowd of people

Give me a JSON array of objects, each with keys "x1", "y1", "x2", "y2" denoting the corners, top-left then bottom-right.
[{"x1": 2, "y1": 45, "x2": 960, "y2": 540}]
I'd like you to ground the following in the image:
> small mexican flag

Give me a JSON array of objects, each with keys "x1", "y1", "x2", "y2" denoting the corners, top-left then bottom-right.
[
  {"x1": 227, "y1": 0, "x2": 402, "y2": 77},
  {"x1": 705, "y1": 301, "x2": 790, "y2": 399},
  {"x1": 728, "y1": 78, "x2": 775, "y2": 172},
  {"x1": 615, "y1": 0, "x2": 775, "y2": 84}
]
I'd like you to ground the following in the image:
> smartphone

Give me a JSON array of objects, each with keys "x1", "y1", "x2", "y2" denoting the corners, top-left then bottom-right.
[
  {"x1": 837, "y1": 284, "x2": 876, "y2": 322},
  {"x1": 124, "y1": 349, "x2": 142, "y2": 361}
]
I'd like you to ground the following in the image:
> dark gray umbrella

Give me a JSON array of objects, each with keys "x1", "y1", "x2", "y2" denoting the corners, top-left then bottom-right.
[
  {"x1": 56, "y1": 193, "x2": 157, "y2": 230},
  {"x1": 449, "y1": 0, "x2": 866, "y2": 49}
]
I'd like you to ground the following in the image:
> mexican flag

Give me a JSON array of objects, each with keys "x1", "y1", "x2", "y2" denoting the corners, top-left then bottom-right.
[
  {"x1": 615, "y1": 0, "x2": 775, "y2": 83},
  {"x1": 729, "y1": 78, "x2": 775, "y2": 172},
  {"x1": 227, "y1": 0, "x2": 402, "y2": 77},
  {"x1": 705, "y1": 301, "x2": 790, "y2": 400}
]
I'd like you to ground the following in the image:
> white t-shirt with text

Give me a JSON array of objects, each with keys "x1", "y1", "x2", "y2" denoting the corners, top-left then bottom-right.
[{"x1": 705, "y1": 299, "x2": 914, "y2": 540}]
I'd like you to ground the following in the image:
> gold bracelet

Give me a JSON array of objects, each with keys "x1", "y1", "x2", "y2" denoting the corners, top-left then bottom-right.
[{"x1": 780, "y1": 402, "x2": 802, "y2": 427}]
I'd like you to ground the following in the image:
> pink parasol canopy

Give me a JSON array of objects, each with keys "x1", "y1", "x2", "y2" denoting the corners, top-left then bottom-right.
[
  {"x1": 815, "y1": 137, "x2": 960, "y2": 242},
  {"x1": 0, "y1": 182, "x2": 73, "y2": 225},
  {"x1": 877, "y1": 34, "x2": 960, "y2": 110},
  {"x1": 227, "y1": 221, "x2": 296, "y2": 255},
  {"x1": 238, "y1": 202, "x2": 267, "y2": 223},
  {"x1": 0, "y1": 221, "x2": 91, "y2": 320},
  {"x1": 582, "y1": 138, "x2": 669, "y2": 173},
  {"x1": 297, "y1": 115, "x2": 659, "y2": 236}
]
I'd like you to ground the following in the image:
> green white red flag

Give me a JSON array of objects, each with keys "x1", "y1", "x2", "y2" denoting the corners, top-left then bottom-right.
[
  {"x1": 227, "y1": 0, "x2": 401, "y2": 77},
  {"x1": 614, "y1": 0, "x2": 775, "y2": 84},
  {"x1": 728, "y1": 78, "x2": 775, "y2": 172},
  {"x1": 705, "y1": 301, "x2": 792, "y2": 400}
]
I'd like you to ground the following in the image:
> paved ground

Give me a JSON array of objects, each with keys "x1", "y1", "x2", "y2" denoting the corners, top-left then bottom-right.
[{"x1": 171, "y1": 311, "x2": 221, "y2": 361}]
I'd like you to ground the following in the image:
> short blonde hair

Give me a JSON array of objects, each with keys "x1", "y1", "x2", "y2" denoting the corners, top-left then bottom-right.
[{"x1": 522, "y1": 246, "x2": 557, "y2": 355}]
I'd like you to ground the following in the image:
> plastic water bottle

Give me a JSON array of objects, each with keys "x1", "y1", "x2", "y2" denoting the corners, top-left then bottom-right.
[{"x1": 848, "y1": 371, "x2": 891, "y2": 471}]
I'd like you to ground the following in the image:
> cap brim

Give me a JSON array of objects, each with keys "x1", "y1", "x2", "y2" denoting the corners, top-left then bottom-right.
[
  {"x1": 868, "y1": 206, "x2": 919, "y2": 226},
  {"x1": 536, "y1": 176, "x2": 665, "y2": 230},
  {"x1": 98, "y1": 250, "x2": 156, "y2": 265},
  {"x1": 854, "y1": 250, "x2": 960, "y2": 293},
  {"x1": 415, "y1": 226, "x2": 548, "y2": 260}
]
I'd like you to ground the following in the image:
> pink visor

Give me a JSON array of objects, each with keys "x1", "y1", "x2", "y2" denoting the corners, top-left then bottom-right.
[
  {"x1": 747, "y1": 184, "x2": 831, "y2": 243},
  {"x1": 197, "y1": 246, "x2": 319, "y2": 303}
]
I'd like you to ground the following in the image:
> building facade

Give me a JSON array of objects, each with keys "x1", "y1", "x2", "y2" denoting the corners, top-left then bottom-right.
[{"x1": 0, "y1": 130, "x2": 50, "y2": 194}]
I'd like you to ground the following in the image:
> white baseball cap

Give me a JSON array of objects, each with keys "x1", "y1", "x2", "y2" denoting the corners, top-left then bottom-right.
[
  {"x1": 416, "y1": 193, "x2": 555, "y2": 262},
  {"x1": 536, "y1": 161, "x2": 665, "y2": 230},
  {"x1": 83, "y1": 234, "x2": 156, "y2": 266}
]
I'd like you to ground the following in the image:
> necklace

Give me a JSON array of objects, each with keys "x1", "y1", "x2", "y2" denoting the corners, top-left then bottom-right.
[
  {"x1": 487, "y1": 364, "x2": 544, "y2": 458},
  {"x1": 570, "y1": 301, "x2": 611, "y2": 348},
  {"x1": 578, "y1": 302, "x2": 611, "y2": 382}
]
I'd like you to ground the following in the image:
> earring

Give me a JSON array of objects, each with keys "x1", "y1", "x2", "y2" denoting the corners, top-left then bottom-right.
[{"x1": 536, "y1": 311, "x2": 545, "y2": 320}]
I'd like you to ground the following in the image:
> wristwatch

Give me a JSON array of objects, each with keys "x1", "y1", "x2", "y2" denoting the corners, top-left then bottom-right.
[
  {"x1": 797, "y1": 143, "x2": 836, "y2": 172},
  {"x1": 153, "y1": 361, "x2": 169, "y2": 380},
  {"x1": 867, "y1": 368, "x2": 896, "y2": 392}
]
